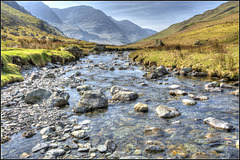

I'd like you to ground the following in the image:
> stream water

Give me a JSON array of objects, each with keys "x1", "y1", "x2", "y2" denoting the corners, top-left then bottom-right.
[{"x1": 1, "y1": 51, "x2": 239, "y2": 159}]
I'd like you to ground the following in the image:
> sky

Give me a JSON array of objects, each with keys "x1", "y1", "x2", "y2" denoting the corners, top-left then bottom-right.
[{"x1": 43, "y1": 1, "x2": 227, "y2": 32}]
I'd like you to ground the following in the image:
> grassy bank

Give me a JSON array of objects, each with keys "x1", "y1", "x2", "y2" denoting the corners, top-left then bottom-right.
[{"x1": 129, "y1": 44, "x2": 239, "y2": 80}]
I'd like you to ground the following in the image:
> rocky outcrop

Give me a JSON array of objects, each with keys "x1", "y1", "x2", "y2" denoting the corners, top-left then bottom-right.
[
  {"x1": 156, "y1": 105, "x2": 181, "y2": 118},
  {"x1": 63, "y1": 46, "x2": 83, "y2": 59},
  {"x1": 203, "y1": 117, "x2": 235, "y2": 131}
]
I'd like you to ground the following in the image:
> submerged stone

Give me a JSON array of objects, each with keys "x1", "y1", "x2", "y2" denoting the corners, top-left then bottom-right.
[
  {"x1": 203, "y1": 117, "x2": 235, "y2": 131},
  {"x1": 156, "y1": 105, "x2": 181, "y2": 118}
]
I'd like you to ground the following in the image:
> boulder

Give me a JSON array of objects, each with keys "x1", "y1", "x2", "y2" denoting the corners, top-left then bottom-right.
[
  {"x1": 154, "y1": 39, "x2": 165, "y2": 47},
  {"x1": 146, "y1": 71, "x2": 159, "y2": 79},
  {"x1": 169, "y1": 90, "x2": 187, "y2": 96},
  {"x1": 45, "y1": 91, "x2": 70, "y2": 107},
  {"x1": 155, "y1": 65, "x2": 169, "y2": 75},
  {"x1": 25, "y1": 88, "x2": 52, "y2": 104},
  {"x1": 205, "y1": 82, "x2": 223, "y2": 92},
  {"x1": 156, "y1": 105, "x2": 181, "y2": 118},
  {"x1": 110, "y1": 86, "x2": 128, "y2": 95},
  {"x1": 78, "y1": 90, "x2": 108, "y2": 112},
  {"x1": 203, "y1": 117, "x2": 235, "y2": 131},
  {"x1": 134, "y1": 103, "x2": 148, "y2": 112},
  {"x1": 112, "y1": 91, "x2": 138, "y2": 101}
]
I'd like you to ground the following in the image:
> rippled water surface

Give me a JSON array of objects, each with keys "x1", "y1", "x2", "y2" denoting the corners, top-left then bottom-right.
[{"x1": 1, "y1": 52, "x2": 239, "y2": 159}]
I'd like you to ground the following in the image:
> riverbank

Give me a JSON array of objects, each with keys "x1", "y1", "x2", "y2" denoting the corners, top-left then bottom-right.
[{"x1": 129, "y1": 44, "x2": 239, "y2": 81}]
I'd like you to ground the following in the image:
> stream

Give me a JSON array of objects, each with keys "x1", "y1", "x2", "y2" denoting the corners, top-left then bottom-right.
[{"x1": 1, "y1": 51, "x2": 239, "y2": 159}]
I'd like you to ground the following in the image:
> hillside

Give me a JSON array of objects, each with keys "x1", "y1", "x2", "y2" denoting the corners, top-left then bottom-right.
[
  {"x1": 129, "y1": 1, "x2": 239, "y2": 47},
  {"x1": 18, "y1": 1, "x2": 157, "y2": 45},
  {"x1": 1, "y1": 2, "x2": 63, "y2": 36}
]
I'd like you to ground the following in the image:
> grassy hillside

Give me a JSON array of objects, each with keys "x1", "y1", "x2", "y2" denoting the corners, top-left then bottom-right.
[
  {"x1": 1, "y1": 2, "x2": 63, "y2": 36},
  {"x1": 127, "y1": 1, "x2": 239, "y2": 80},
  {"x1": 130, "y1": 1, "x2": 239, "y2": 47}
]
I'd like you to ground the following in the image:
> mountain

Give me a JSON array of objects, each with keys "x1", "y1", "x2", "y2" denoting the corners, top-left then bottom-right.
[
  {"x1": 17, "y1": 1, "x2": 63, "y2": 24},
  {"x1": 132, "y1": 1, "x2": 239, "y2": 47},
  {"x1": 17, "y1": 2, "x2": 157, "y2": 45},
  {"x1": 1, "y1": 1, "x2": 64, "y2": 36},
  {"x1": 144, "y1": 28, "x2": 158, "y2": 36},
  {"x1": 2, "y1": 1, "x2": 32, "y2": 15}
]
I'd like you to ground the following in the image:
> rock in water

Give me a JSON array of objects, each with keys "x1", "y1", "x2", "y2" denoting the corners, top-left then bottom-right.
[
  {"x1": 25, "y1": 88, "x2": 52, "y2": 104},
  {"x1": 112, "y1": 91, "x2": 138, "y2": 101},
  {"x1": 182, "y1": 99, "x2": 197, "y2": 105},
  {"x1": 105, "y1": 139, "x2": 117, "y2": 153},
  {"x1": 169, "y1": 90, "x2": 187, "y2": 96},
  {"x1": 134, "y1": 103, "x2": 148, "y2": 112},
  {"x1": 98, "y1": 145, "x2": 107, "y2": 153},
  {"x1": 71, "y1": 130, "x2": 88, "y2": 139},
  {"x1": 32, "y1": 143, "x2": 49, "y2": 153},
  {"x1": 44, "y1": 149, "x2": 66, "y2": 159},
  {"x1": 156, "y1": 105, "x2": 181, "y2": 118},
  {"x1": 203, "y1": 117, "x2": 235, "y2": 131},
  {"x1": 78, "y1": 90, "x2": 108, "y2": 112}
]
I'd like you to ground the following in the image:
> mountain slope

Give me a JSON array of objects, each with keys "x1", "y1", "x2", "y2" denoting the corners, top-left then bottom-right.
[
  {"x1": 1, "y1": 2, "x2": 63, "y2": 36},
  {"x1": 17, "y1": 1, "x2": 63, "y2": 24},
  {"x1": 18, "y1": 1, "x2": 157, "y2": 45},
  {"x1": 134, "y1": 1, "x2": 239, "y2": 46},
  {"x1": 2, "y1": 1, "x2": 32, "y2": 15}
]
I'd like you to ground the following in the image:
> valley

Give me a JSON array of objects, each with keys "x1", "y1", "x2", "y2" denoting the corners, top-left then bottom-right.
[{"x1": 1, "y1": 1, "x2": 239, "y2": 159}]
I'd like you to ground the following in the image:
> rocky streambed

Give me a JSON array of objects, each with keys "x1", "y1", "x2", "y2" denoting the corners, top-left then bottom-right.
[{"x1": 1, "y1": 51, "x2": 239, "y2": 159}]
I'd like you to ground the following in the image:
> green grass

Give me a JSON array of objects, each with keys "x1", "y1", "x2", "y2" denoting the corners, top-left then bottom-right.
[{"x1": 129, "y1": 44, "x2": 239, "y2": 80}]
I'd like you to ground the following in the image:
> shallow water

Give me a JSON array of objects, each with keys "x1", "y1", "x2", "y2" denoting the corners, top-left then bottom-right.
[{"x1": 1, "y1": 52, "x2": 239, "y2": 159}]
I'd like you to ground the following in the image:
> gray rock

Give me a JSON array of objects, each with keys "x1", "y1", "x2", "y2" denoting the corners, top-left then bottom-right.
[
  {"x1": 169, "y1": 90, "x2": 187, "y2": 96},
  {"x1": 109, "y1": 66, "x2": 115, "y2": 71},
  {"x1": 108, "y1": 151, "x2": 129, "y2": 159},
  {"x1": 180, "y1": 67, "x2": 192, "y2": 75},
  {"x1": 204, "y1": 82, "x2": 223, "y2": 92},
  {"x1": 44, "y1": 148, "x2": 66, "y2": 159},
  {"x1": 71, "y1": 130, "x2": 88, "y2": 139},
  {"x1": 112, "y1": 91, "x2": 138, "y2": 101},
  {"x1": 45, "y1": 91, "x2": 70, "y2": 108},
  {"x1": 98, "y1": 145, "x2": 107, "y2": 153},
  {"x1": 144, "y1": 145, "x2": 164, "y2": 153},
  {"x1": 146, "y1": 71, "x2": 159, "y2": 79},
  {"x1": 32, "y1": 143, "x2": 49, "y2": 153},
  {"x1": 155, "y1": 65, "x2": 169, "y2": 75},
  {"x1": 110, "y1": 86, "x2": 128, "y2": 95},
  {"x1": 40, "y1": 127, "x2": 54, "y2": 135},
  {"x1": 203, "y1": 117, "x2": 235, "y2": 131},
  {"x1": 105, "y1": 139, "x2": 117, "y2": 153},
  {"x1": 134, "y1": 103, "x2": 148, "y2": 112},
  {"x1": 25, "y1": 88, "x2": 52, "y2": 104},
  {"x1": 78, "y1": 90, "x2": 108, "y2": 112},
  {"x1": 182, "y1": 99, "x2": 197, "y2": 105},
  {"x1": 156, "y1": 105, "x2": 181, "y2": 118}
]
